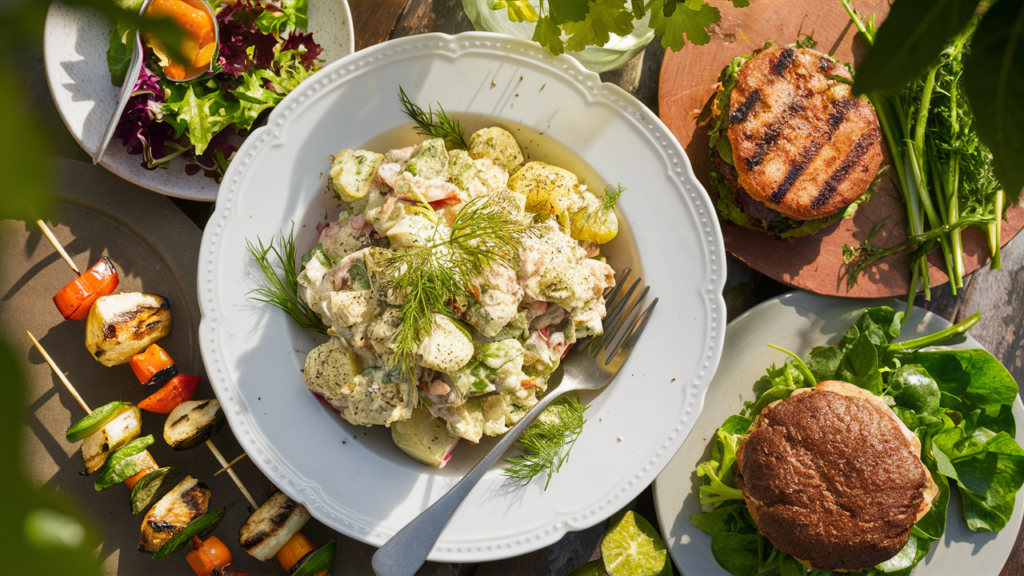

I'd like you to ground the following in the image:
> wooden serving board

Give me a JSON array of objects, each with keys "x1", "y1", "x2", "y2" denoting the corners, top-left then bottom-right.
[{"x1": 659, "y1": 0, "x2": 1024, "y2": 298}]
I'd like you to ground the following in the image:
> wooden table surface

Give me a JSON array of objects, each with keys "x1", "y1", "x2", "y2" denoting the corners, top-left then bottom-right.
[{"x1": 11, "y1": 0, "x2": 1024, "y2": 574}]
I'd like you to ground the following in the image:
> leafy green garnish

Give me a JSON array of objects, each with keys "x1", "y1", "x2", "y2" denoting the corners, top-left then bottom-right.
[
  {"x1": 107, "y1": 21, "x2": 134, "y2": 86},
  {"x1": 246, "y1": 225, "x2": 330, "y2": 336},
  {"x1": 691, "y1": 307, "x2": 1024, "y2": 575},
  {"x1": 255, "y1": 0, "x2": 308, "y2": 35},
  {"x1": 398, "y1": 86, "x2": 467, "y2": 151},
  {"x1": 504, "y1": 394, "x2": 588, "y2": 490},
  {"x1": 370, "y1": 195, "x2": 532, "y2": 375},
  {"x1": 601, "y1": 183, "x2": 625, "y2": 211}
]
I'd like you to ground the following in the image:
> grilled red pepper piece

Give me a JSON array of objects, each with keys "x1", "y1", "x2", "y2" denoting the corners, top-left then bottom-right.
[
  {"x1": 130, "y1": 344, "x2": 179, "y2": 386},
  {"x1": 138, "y1": 374, "x2": 200, "y2": 414},
  {"x1": 52, "y1": 256, "x2": 119, "y2": 321}
]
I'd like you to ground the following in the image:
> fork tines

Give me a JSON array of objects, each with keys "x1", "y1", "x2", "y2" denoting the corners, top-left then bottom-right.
[{"x1": 585, "y1": 268, "x2": 658, "y2": 364}]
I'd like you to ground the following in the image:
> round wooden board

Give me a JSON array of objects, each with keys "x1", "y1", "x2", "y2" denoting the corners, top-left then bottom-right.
[{"x1": 658, "y1": 0, "x2": 1024, "y2": 298}]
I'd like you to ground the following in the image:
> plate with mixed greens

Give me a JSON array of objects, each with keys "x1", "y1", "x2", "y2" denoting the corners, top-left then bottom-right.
[
  {"x1": 197, "y1": 32, "x2": 726, "y2": 562},
  {"x1": 44, "y1": 0, "x2": 353, "y2": 201},
  {"x1": 652, "y1": 291, "x2": 1023, "y2": 575}
]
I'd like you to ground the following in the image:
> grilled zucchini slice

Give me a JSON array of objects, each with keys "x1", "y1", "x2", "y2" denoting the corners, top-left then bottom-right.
[
  {"x1": 239, "y1": 491, "x2": 311, "y2": 561},
  {"x1": 163, "y1": 399, "x2": 225, "y2": 450}
]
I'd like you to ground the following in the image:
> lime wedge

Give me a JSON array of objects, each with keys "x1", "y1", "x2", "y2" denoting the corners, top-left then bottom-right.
[{"x1": 600, "y1": 510, "x2": 673, "y2": 576}]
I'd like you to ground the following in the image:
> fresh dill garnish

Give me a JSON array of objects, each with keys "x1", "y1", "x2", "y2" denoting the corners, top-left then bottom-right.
[
  {"x1": 398, "y1": 86, "x2": 468, "y2": 151},
  {"x1": 602, "y1": 183, "x2": 626, "y2": 211},
  {"x1": 246, "y1": 225, "x2": 330, "y2": 336},
  {"x1": 370, "y1": 195, "x2": 533, "y2": 375},
  {"x1": 504, "y1": 394, "x2": 588, "y2": 490}
]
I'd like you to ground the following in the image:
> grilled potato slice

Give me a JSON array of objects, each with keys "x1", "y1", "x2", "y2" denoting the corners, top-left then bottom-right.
[
  {"x1": 139, "y1": 475, "x2": 210, "y2": 553},
  {"x1": 85, "y1": 293, "x2": 172, "y2": 367},
  {"x1": 239, "y1": 491, "x2": 311, "y2": 561},
  {"x1": 163, "y1": 399, "x2": 225, "y2": 450},
  {"x1": 81, "y1": 405, "x2": 142, "y2": 474},
  {"x1": 331, "y1": 149, "x2": 385, "y2": 202}
]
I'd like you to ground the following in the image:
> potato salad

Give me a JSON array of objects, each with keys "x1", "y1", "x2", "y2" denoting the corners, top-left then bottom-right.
[{"x1": 298, "y1": 125, "x2": 620, "y2": 467}]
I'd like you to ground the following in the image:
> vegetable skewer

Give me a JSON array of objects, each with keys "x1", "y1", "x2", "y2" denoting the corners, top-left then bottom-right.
[{"x1": 35, "y1": 219, "x2": 79, "y2": 274}]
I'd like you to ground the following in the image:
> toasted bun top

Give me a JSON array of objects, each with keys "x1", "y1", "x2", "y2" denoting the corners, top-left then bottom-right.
[
  {"x1": 727, "y1": 45, "x2": 883, "y2": 221},
  {"x1": 736, "y1": 381, "x2": 937, "y2": 571}
]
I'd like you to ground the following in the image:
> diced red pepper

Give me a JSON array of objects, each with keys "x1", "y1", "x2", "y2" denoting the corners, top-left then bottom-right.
[
  {"x1": 427, "y1": 195, "x2": 462, "y2": 210},
  {"x1": 186, "y1": 535, "x2": 232, "y2": 576},
  {"x1": 138, "y1": 374, "x2": 200, "y2": 414},
  {"x1": 52, "y1": 256, "x2": 119, "y2": 321},
  {"x1": 130, "y1": 344, "x2": 179, "y2": 386}
]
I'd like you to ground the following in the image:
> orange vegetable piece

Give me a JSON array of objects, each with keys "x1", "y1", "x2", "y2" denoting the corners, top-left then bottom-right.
[
  {"x1": 276, "y1": 532, "x2": 316, "y2": 572},
  {"x1": 186, "y1": 536, "x2": 232, "y2": 576},
  {"x1": 130, "y1": 344, "x2": 178, "y2": 386},
  {"x1": 52, "y1": 256, "x2": 119, "y2": 321},
  {"x1": 139, "y1": 374, "x2": 200, "y2": 414}
]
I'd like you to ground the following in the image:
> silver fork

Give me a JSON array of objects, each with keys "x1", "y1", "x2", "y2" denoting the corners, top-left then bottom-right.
[{"x1": 372, "y1": 269, "x2": 657, "y2": 576}]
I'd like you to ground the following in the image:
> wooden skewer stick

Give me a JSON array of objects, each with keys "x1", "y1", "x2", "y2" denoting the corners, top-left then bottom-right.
[
  {"x1": 35, "y1": 220, "x2": 80, "y2": 275},
  {"x1": 214, "y1": 452, "x2": 248, "y2": 477},
  {"x1": 206, "y1": 440, "x2": 258, "y2": 509},
  {"x1": 28, "y1": 331, "x2": 260, "y2": 509},
  {"x1": 27, "y1": 330, "x2": 91, "y2": 414}
]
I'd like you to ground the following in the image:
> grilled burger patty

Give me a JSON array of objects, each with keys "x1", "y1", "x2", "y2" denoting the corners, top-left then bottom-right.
[
  {"x1": 736, "y1": 381, "x2": 938, "y2": 571},
  {"x1": 727, "y1": 45, "x2": 883, "y2": 221}
]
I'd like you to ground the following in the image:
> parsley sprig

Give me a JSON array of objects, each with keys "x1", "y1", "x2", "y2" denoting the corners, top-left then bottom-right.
[{"x1": 493, "y1": 0, "x2": 750, "y2": 56}]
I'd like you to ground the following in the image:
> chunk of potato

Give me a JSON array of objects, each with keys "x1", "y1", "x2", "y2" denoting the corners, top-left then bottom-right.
[
  {"x1": 469, "y1": 127, "x2": 524, "y2": 173},
  {"x1": 569, "y1": 190, "x2": 619, "y2": 244},
  {"x1": 331, "y1": 149, "x2": 384, "y2": 202},
  {"x1": 507, "y1": 161, "x2": 585, "y2": 223},
  {"x1": 86, "y1": 293, "x2": 172, "y2": 366},
  {"x1": 404, "y1": 138, "x2": 449, "y2": 180}
]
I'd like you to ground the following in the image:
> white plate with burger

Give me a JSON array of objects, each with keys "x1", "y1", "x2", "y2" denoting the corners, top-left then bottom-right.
[{"x1": 653, "y1": 290, "x2": 1024, "y2": 575}]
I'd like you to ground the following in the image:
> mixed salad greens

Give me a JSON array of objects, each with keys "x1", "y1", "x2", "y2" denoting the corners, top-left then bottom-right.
[
  {"x1": 107, "y1": 0, "x2": 322, "y2": 180},
  {"x1": 692, "y1": 307, "x2": 1023, "y2": 575}
]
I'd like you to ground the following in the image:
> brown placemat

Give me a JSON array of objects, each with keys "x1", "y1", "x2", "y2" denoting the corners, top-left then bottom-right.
[
  {"x1": 658, "y1": 0, "x2": 1024, "y2": 298},
  {"x1": 1, "y1": 158, "x2": 337, "y2": 575}
]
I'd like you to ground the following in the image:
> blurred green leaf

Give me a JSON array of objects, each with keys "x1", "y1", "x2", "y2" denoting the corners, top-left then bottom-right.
[
  {"x1": 851, "y1": 0, "x2": 980, "y2": 96},
  {"x1": 963, "y1": 0, "x2": 1024, "y2": 203}
]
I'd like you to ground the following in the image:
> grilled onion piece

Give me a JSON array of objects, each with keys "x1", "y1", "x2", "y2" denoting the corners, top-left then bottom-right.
[
  {"x1": 81, "y1": 405, "x2": 142, "y2": 474},
  {"x1": 85, "y1": 293, "x2": 172, "y2": 366},
  {"x1": 238, "y1": 491, "x2": 312, "y2": 561},
  {"x1": 139, "y1": 475, "x2": 210, "y2": 553},
  {"x1": 163, "y1": 399, "x2": 225, "y2": 450}
]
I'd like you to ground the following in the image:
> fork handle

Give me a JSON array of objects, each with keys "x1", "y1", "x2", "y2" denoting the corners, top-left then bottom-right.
[{"x1": 372, "y1": 389, "x2": 565, "y2": 576}]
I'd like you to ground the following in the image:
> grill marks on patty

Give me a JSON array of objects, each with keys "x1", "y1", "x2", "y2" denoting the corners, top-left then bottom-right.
[
  {"x1": 727, "y1": 45, "x2": 883, "y2": 221},
  {"x1": 811, "y1": 127, "x2": 881, "y2": 210},
  {"x1": 769, "y1": 98, "x2": 855, "y2": 204}
]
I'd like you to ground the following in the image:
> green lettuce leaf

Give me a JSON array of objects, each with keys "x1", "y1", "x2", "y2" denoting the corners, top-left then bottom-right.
[
  {"x1": 162, "y1": 85, "x2": 240, "y2": 155},
  {"x1": 107, "y1": 21, "x2": 135, "y2": 87}
]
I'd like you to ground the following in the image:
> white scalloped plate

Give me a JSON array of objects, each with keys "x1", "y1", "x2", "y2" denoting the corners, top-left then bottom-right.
[
  {"x1": 43, "y1": 0, "x2": 354, "y2": 202},
  {"x1": 198, "y1": 32, "x2": 727, "y2": 562},
  {"x1": 653, "y1": 291, "x2": 1024, "y2": 575}
]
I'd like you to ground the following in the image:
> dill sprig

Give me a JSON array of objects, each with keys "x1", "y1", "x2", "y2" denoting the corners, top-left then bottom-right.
[
  {"x1": 504, "y1": 394, "x2": 588, "y2": 490},
  {"x1": 398, "y1": 86, "x2": 468, "y2": 150},
  {"x1": 246, "y1": 225, "x2": 330, "y2": 336},
  {"x1": 372, "y1": 196, "x2": 532, "y2": 374},
  {"x1": 601, "y1": 183, "x2": 626, "y2": 211}
]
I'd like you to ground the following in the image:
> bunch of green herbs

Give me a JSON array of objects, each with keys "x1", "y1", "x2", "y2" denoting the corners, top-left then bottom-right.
[
  {"x1": 692, "y1": 307, "x2": 1023, "y2": 576},
  {"x1": 839, "y1": 1, "x2": 1011, "y2": 309}
]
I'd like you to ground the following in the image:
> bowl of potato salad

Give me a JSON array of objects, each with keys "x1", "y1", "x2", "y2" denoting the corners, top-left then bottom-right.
[{"x1": 198, "y1": 32, "x2": 726, "y2": 561}]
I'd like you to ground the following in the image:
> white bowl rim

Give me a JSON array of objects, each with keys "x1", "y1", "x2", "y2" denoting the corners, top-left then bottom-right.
[{"x1": 198, "y1": 30, "x2": 728, "y2": 562}]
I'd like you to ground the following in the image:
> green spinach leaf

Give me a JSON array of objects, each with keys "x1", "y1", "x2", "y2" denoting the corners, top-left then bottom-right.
[{"x1": 107, "y1": 21, "x2": 135, "y2": 86}]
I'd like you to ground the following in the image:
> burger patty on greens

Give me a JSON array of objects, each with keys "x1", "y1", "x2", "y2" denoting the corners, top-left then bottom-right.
[
  {"x1": 736, "y1": 381, "x2": 939, "y2": 571},
  {"x1": 700, "y1": 39, "x2": 883, "y2": 238}
]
